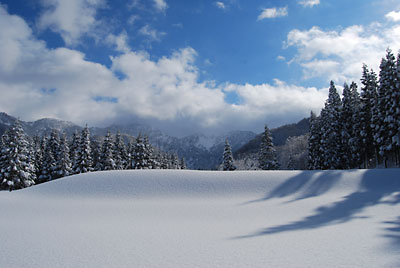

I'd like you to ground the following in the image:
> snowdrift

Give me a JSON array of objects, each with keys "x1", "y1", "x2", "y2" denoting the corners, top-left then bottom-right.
[{"x1": 1, "y1": 169, "x2": 400, "y2": 268}]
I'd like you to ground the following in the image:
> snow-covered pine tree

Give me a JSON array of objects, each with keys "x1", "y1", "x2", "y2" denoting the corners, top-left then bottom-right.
[
  {"x1": 73, "y1": 126, "x2": 93, "y2": 174},
  {"x1": 258, "y1": 125, "x2": 279, "y2": 170},
  {"x1": 48, "y1": 129, "x2": 61, "y2": 179},
  {"x1": 340, "y1": 83, "x2": 353, "y2": 169},
  {"x1": 69, "y1": 131, "x2": 80, "y2": 174},
  {"x1": 55, "y1": 133, "x2": 73, "y2": 178},
  {"x1": 126, "y1": 141, "x2": 135, "y2": 169},
  {"x1": 114, "y1": 131, "x2": 127, "y2": 170},
  {"x1": 180, "y1": 157, "x2": 186, "y2": 170},
  {"x1": 348, "y1": 82, "x2": 362, "y2": 168},
  {"x1": 143, "y1": 136, "x2": 155, "y2": 169},
  {"x1": 393, "y1": 51, "x2": 400, "y2": 165},
  {"x1": 308, "y1": 111, "x2": 321, "y2": 170},
  {"x1": 32, "y1": 135, "x2": 43, "y2": 179},
  {"x1": 90, "y1": 138, "x2": 102, "y2": 171},
  {"x1": 222, "y1": 139, "x2": 236, "y2": 171},
  {"x1": 100, "y1": 131, "x2": 116, "y2": 170},
  {"x1": 319, "y1": 81, "x2": 343, "y2": 169},
  {"x1": 38, "y1": 136, "x2": 53, "y2": 183},
  {"x1": 133, "y1": 134, "x2": 148, "y2": 169},
  {"x1": 360, "y1": 65, "x2": 378, "y2": 168},
  {"x1": 374, "y1": 49, "x2": 396, "y2": 167},
  {"x1": 0, "y1": 120, "x2": 35, "y2": 191}
]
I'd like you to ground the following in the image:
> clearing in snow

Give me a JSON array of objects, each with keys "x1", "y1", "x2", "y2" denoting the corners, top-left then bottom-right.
[{"x1": 1, "y1": 169, "x2": 400, "y2": 268}]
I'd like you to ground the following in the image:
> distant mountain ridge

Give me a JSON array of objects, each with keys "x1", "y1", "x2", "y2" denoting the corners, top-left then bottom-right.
[{"x1": 0, "y1": 112, "x2": 309, "y2": 169}]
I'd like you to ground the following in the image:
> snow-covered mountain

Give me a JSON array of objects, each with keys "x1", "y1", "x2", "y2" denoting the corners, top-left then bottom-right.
[{"x1": 0, "y1": 112, "x2": 255, "y2": 169}]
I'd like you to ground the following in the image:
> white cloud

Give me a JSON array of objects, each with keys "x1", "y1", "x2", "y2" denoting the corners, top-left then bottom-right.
[
  {"x1": 298, "y1": 0, "x2": 320, "y2": 8},
  {"x1": 385, "y1": 11, "x2": 400, "y2": 22},
  {"x1": 153, "y1": 0, "x2": 167, "y2": 12},
  {"x1": 286, "y1": 23, "x2": 400, "y2": 83},
  {"x1": 106, "y1": 31, "x2": 130, "y2": 53},
  {"x1": 258, "y1": 6, "x2": 288, "y2": 20},
  {"x1": 215, "y1": 1, "x2": 226, "y2": 10},
  {"x1": 37, "y1": 0, "x2": 106, "y2": 45},
  {"x1": 0, "y1": 5, "x2": 326, "y2": 135},
  {"x1": 276, "y1": 55, "x2": 286, "y2": 61},
  {"x1": 139, "y1": 25, "x2": 166, "y2": 42}
]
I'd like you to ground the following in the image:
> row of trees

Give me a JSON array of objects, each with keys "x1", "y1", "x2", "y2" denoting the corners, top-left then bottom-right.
[
  {"x1": 222, "y1": 125, "x2": 279, "y2": 170},
  {"x1": 0, "y1": 121, "x2": 185, "y2": 191},
  {"x1": 309, "y1": 48, "x2": 400, "y2": 170}
]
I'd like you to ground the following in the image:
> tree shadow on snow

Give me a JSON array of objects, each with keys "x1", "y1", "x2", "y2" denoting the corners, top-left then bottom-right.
[
  {"x1": 383, "y1": 217, "x2": 400, "y2": 249},
  {"x1": 244, "y1": 170, "x2": 343, "y2": 205},
  {"x1": 235, "y1": 169, "x2": 400, "y2": 240}
]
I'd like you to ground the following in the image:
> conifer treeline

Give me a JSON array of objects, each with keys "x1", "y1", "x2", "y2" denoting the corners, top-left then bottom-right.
[
  {"x1": 0, "y1": 123, "x2": 185, "y2": 191},
  {"x1": 309, "y1": 48, "x2": 400, "y2": 169}
]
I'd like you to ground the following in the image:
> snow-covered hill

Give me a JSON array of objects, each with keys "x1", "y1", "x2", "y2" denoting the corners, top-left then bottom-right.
[{"x1": 1, "y1": 169, "x2": 399, "y2": 268}]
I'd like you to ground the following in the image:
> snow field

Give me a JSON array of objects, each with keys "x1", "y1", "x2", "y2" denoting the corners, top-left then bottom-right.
[{"x1": 1, "y1": 169, "x2": 400, "y2": 268}]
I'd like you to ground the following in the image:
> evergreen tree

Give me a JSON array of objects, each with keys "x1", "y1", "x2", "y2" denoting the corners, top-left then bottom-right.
[
  {"x1": 32, "y1": 135, "x2": 44, "y2": 179},
  {"x1": 100, "y1": 131, "x2": 116, "y2": 170},
  {"x1": 143, "y1": 136, "x2": 155, "y2": 169},
  {"x1": 39, "y1": 136, "x2": 55, "y2": 182},
  {"x1": 360, "y1": 65, "x2": 378, "y2": 168},
  {"x1": 133, "y1": 134, "x2": 149, "y2": 169},
  {"x1": 348, "y1": 81, "x2": 362, "y2": 168},
  {"x1": 308, "y1": 111, "x2": 321, "y2": 170},
  {"x1": 69, "y1": 131, "x2": 80, "y2": 174},
  {"x1": 380, "y1": 49, "x2": 397, "y2": 163},
  {"x1": 90, "y1": 138, "x2": 102, "y2": 171},
  {"x1": 180, "y1": 157, "x2": 186, "y2": 170},
  {"x1": 0, "y1": 120, "x2": 35, "y2": 191},
  {"x1": 74, "y1": 126, "x2": 93, "y2": 174},
  {"x1": 55, "y1": 133, "x2": 72, "y2": 178},
  {"x1": 258, "y1": 125, "x2": 279, "y2": 170},
  {"x1": 341, "y1": 83, "x2": 353, "y2": 169},
  {"x1": 222, "y1": 139, "x2": 236, "y2": 170},
  {"x1": 114, "y1": 131, "x2": 127, "y2": 170},
  {"x1": 319, "y1": 81, "x2": 343, "y2": 169}
]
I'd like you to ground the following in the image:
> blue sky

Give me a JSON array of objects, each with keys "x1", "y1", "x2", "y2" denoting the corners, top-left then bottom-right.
[{"x1": 0, "y1": 0, "x2": 400, "y2": 136}]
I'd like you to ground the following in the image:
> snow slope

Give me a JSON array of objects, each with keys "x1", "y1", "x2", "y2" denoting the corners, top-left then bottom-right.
[{"x1": 1, "y1": 169, "x2": 400, "y2": 268}]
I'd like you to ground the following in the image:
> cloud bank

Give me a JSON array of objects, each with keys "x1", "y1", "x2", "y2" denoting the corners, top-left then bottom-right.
[{"x1": 0, "y1": 5, "x2": 327, "y2": 135}]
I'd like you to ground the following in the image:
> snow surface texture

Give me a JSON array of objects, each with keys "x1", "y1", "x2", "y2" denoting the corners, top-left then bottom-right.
[{"x1": 1, "y1": 169, "x2": 400, "y2": 268}]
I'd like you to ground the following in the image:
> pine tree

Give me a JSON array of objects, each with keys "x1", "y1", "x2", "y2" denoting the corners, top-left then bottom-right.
[
  {"x1": 308, "y1": 111, "x2": 321, "y2": 170},
  {"x1": 341, "y1": 83, "x2": 353, "y2": 169},
  {"x1": 258, "y1": 125, "x2": 279, "y2": 170},
  {"x1": 319, "y1": 81, "x2": 343, "y2": 169},
  {"x1": 222, "y1": 139, "x2": 236, "y2": 170},
  {"x1": 0, "y1": 120, "x2": 35, "y2": 191},
  {"x1": 55, "y1": 133, "x2": 72, "y2": 178},
  {"x1": 74, "y1": 126, "x2": 93, "y2": 174},
  {"x1": 100, "y1": 131, "x2": 116, "y2": 170},
  {"x1": 393, "y1": 52, "x2": 400, "y2": 165},
  {"x1": 39, "y1": 136, "x2": 55, "y2": 182},
  {"x1": 90, "y1": 138, "x2": 102, "y2": 171},
  {"x1": 381, "y1": 49, "x2": 397, "y2": 163},
  {"x1": 360, "y1": 65, "x2": 378, "y2": 168},
  {"x1": 133, "y1": 134, "x2": 148, "y2": 169},
  {"x1": 180, "y1": 157, "x2": 186, "y2": 170},
  {"x1": 32, "y1": 135, "x2": 43, "y2": 179},
  {"x1": 348, "y1": 81, "x2": 362, "y2": 168},
  {"x1": 69, "y1": 131, "x2": 80, "y2": 174},
  {"x1": 143, "y1": 136, "x2": 155, "y2": 169},
  {"x1": 114, "y1": 131, "x2": 127, "y2": 170}
]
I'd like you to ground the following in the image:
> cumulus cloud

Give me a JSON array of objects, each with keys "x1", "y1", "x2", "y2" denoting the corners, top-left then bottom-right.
[
  {"x1": 298, "y1": 0, "x2": 320, "y2": 8},
  {"x1": 139, "y1": 24, "x2": 166, "y2": 42},
  {"x1": 286, "y1": 23, "x2": 400, "y2": 84},
  {"x1": 153, "y1": 0, "x2": 167, "y2": 12},
  {"x1": 37, "y1": 0, "x2": 106, "y2": 45},
  {"x1": 215, "y1": 1, "x2": 226, "y2": 10},
  {"x1": 385, "y1": 11, "x2": 400, "y2": 22},
  {"x1": 258, "y1": 7, "x2": 288, "y2": 20},
  {"x1": 106, "y1": 31, "x2": 131, "y2": 53},
  {"x1": 0, "y1": 5, "x2": 326, "y2": 135}
]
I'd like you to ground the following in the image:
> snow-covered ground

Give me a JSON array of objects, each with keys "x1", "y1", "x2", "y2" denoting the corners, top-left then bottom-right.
[{"x1": 1, "y1": 169, "x2": 400, "y2": 268}]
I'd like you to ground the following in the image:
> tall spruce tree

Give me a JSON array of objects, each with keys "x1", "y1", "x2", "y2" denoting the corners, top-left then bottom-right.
[
  {"x1": 133, "y1": 134, "x2": 148, "y2": 169},
  {"x1": 360, "y1": 65, "x2": 378, "y2": 168},
  {"x1": 55, "y1": 133, "x2": 73, "y2": 178},
  {"x1": 319, "y1": 81, "x2": 343, "y2": 169},
  {"x1": 0, "y1": 120, "x2": 35, "y2": 191},
  {"x1": 349, "y1": 82, "x2": 362, "y2": 168},
  {"x1": 100, "y1": 131, "x2": 116, "y2": 170},
  {"x1": 114, "y1": 131, "x2": 127, "y2": 170},
  {"x1": 222, "y1": 139, "x2": 236, "y2": 171},
  {"x1": 258, "y1": 125, "x2": 279, "y2": 170},
  {"x1": 74, "y1": 126, "x2": 93, "y2": 174},
  {"x1": 308, "y1": 111, "x2": 321, "y2": 170},
  {"x1": 69, "y1": 131, "x2": 80, "y2": 174}
]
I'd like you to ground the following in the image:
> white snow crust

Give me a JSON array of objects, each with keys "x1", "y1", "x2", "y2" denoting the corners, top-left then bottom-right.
[{"x1": 1, "y1": 169, "x2": 400, "y2": 268}]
